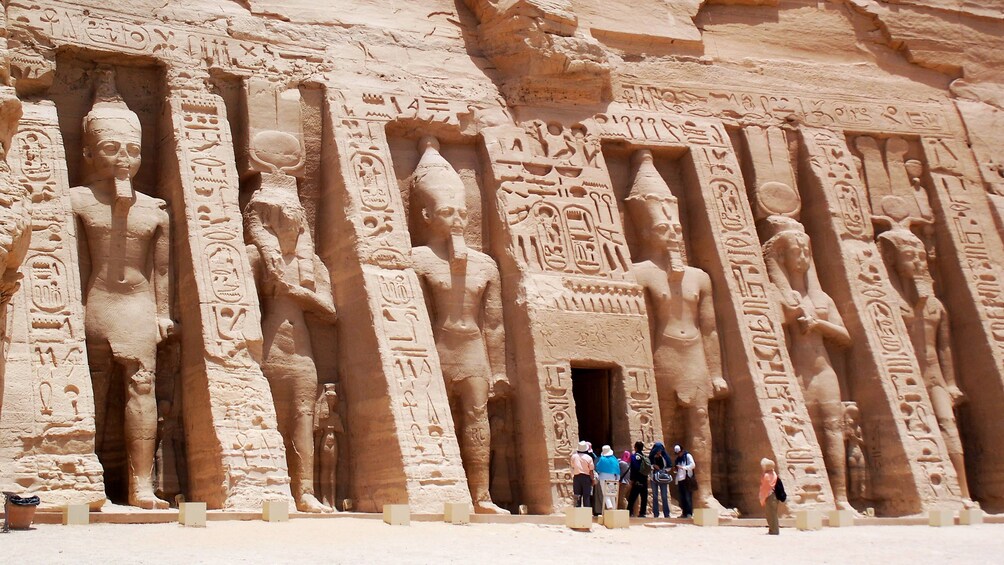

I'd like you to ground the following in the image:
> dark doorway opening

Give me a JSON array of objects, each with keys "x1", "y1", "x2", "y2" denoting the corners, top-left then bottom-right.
[{"x1": 571, "y1": 367, "x2": 613, "y2": 449}]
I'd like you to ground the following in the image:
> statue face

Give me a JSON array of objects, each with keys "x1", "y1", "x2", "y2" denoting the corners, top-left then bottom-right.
[
  {"x1": 651, "y1": 214, "x2": 683, "y2": 253},
  {"x1": 270, "y1": 210, "x2": 303, "y2": 252},
  {"x1": 783, "y1": 233, "x2": 812, "y2": 275},
  {"x1": 894, "y1": 239, "x2": 927, "y2": 280},
  {"x1": 86, "y1": 120, "x2": 142, "y2": 182},
  {"x1": 424, "y1": 192, "x2": 468, "y2": 239}
]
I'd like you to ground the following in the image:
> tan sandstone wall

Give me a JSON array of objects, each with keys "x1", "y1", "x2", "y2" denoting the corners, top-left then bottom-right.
[{"x1": 0, "y1": 0, "x2": 1001, "y2": 516}]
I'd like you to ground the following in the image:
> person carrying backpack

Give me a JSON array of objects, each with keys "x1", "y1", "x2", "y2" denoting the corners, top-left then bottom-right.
[
  {"x1": 759, "y1": 457, "x2": 781, "y2": 535},
  {"x1": 673, "y1": 444, "x2": 696, "y2": 518},
  {"x1": 627, "y1": 441, "x2": 650, "y2": 517},
  {"x1": 649, "y1": 442, "x2": 672, "y2": 518}
]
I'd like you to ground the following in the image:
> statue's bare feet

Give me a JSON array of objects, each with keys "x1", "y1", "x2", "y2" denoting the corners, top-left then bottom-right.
[
  {"x1": 962, "y1": 498, "x2": 979, "y2": 510},
  {"x1": 699, "y1": 495, "x2": 738, "y2": 518},
  {"x1": 130, "y1": 487, "x2": 169, "y2": 510},
  {"x1": 835, "y1": 499, "x2": 860, "y2": 515},
  {"x1": 474, "y1": 500, "x2": 510, "y2": 515},
  {"x1": 297, "y1": 493, "x2": 330, "y2": 513}
]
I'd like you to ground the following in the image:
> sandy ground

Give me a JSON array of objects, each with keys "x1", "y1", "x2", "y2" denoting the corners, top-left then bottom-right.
[{"x1": 0, "y1": 519, "x2": 1001, "y2": 564}]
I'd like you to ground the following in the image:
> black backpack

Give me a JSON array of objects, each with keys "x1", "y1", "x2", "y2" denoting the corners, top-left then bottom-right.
[{"x1": 773, "y1": 477, "x2": 787, "y2": 503}]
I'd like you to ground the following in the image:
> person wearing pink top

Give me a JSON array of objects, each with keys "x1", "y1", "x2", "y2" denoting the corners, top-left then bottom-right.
[
  {"x1": 759, "y1": 458, "x2": 780, "y2": 535},
  {"x1": 571, "y1": 441, "x2": 596, "y2": 508}
]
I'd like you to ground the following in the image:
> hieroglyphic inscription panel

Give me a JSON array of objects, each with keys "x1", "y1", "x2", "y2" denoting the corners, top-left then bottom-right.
[
  {"x1": 0, "y1": 102, "x2": 104, "y2": 508},
  {"x1": 800, "y1": 126, "x2": 962, "y2": 508},
  {"x1": 8, "y1": 1, "x2": 326, "y2": 77},
  {"x1": 616, "y1": 83, "x2": 958, "y2": 137},
  {"x1": 370, "y1": 268, "x2": 467, "y2": 490},
  {"x1": 482, "y1": 121, "x2": 632, "y2": 279},
  {"x1": 164, "y1": 90, "x2": 290, "y2": 509}
]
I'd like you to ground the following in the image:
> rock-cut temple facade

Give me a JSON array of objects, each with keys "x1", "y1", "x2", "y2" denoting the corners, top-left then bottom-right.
[{"x1": 1, "y1": 0, "x2": 1004, "y2": 518}]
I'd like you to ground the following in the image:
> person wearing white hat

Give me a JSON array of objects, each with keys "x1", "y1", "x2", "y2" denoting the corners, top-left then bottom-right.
[
  {"x1": 571, "y1": 441, "x2": 596, "y2": 508},
  {"x1": 673, "y1": 444, "x2": 696, "y2": 518},
  {"x1": 596, "y1": 445, "x2": 621, "y2": 510}
]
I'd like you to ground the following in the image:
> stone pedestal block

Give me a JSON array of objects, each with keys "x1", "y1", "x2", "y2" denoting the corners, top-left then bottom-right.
[
  {"x1": 693, "y1": 508, "x2": 719, "y2": 527},
  {"x1": 179, "y1": 503, "x2": 207, "y2": 527},
  {"x1": 383, "y1": 504, "x2": 410, "y2": 526},
  {"x1": 565, "y1": 507, "x2": 593, "y2": 530},
  {"x1": 795, "y1": 509, "x2": 823, "y2": 531},
  {"x1": 959, "y1": 508, "x2": 983, "y2": 525},
  {"x1": 62, "y1": 504, "x2": 89, "y2": 525},
  {"x1": 928, "y1": 509, "x2": 955, "y2": 527},
  {"x1": 602, "y1": 509, "x2": 629, "y2": 529},
  {"x1": 444, "y1": 502, "x2": 470, "y2": 524},
  {"x1": 828, "y1": 510, "x2": 855, "y2": 527},
  {"x1": 262, "y1": 500, "x2": 289, "y2": 522}
]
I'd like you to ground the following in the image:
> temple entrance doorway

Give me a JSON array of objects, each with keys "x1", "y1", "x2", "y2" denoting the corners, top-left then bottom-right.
[{"x1": 571, "y1": 367, "x2": 613, "y2": 450}]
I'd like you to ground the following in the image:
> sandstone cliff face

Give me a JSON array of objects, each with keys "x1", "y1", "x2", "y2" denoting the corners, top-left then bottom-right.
[{"x1": 0, "y1": 0, "x2": 1002, "y2": 517}]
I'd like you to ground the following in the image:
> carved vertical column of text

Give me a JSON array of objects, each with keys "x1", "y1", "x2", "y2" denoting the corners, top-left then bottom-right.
[
  {"x1": 799, "y1": 126, "x2": 961, "y2": 513},
  {"x1": 161, "y1": 88, "x2": 291, "y2": 509},
  {"x1": 922, "y1": 135, "x2": 1004, "y2": 509},
  {"x1": 0, "y1": 102, "x2": 105, "y2": 508},
  {"x1": 322, "y1": 104, "x2": 469, "y2": 512},
  {"x1": 685, "y1": 120, "x2": 833, "y2": 511}
]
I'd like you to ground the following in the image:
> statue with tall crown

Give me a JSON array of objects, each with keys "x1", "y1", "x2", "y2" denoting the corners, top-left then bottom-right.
[
  {"x1": 245, "y1": 131, "x2": 338, "y2": 513},
  {"x1": 410, "y1": 136, "x2": 509, "y2": 514},
  {"x1": 71, "y1": 68, "x2": 174, "y2": 509},
  {"x1": 626, "y1": 149, "x2": 731, "y2": 514}
]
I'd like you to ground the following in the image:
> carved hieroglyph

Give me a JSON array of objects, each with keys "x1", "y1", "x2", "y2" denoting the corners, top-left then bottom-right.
[
  {"x1": 160, "y1": 83, "x2": 291, "y2": 509},
  {"x1": 798, "y1": 126, "x2": 963, "y2": 513},
  {"x1": 0, "y1": 102, "x2": 104, "y2": 509}
]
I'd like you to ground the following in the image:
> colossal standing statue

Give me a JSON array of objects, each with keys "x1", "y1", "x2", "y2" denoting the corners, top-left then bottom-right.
[
  {"x1": 245, "y1": 173, "x2": 337, "y2": 513},
  {"x1": 626, "y1": 150, "x2": 730, "y2": 512},
  {"x1": 762, "y1": 219, "x2": 854, "y2": 510},
  {"x1": 878, "y1": 228, "x2": 972, "y2": 504},
  {"x1": 71, "y1": 70, "x2": 173, "y2": 509},
  {"x1": 410, "y1": 136, "x2": 509, "y2": 514}
]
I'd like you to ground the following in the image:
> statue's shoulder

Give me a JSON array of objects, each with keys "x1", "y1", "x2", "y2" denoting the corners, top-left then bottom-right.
[
  {"x1": 468, "y1": 248, "x2": 497, "y2": 269},
  {"x1": 134, "y1": 191, "x2": 170, "y2": 218},
  {"x1": 69, "y1": 184, "x2": 95, "y2": 206},
  {"x1": 409, "y1": 245, "x2": 435, "y2": 271}
]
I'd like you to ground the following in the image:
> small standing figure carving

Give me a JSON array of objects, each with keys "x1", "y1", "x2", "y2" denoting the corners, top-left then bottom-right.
[
  {"x1": 763, "y1": 218, "x2": 854, "y2": 511},
  {"x1": 626, "y1": 150, "x2": 731, "y2": 514},
  {"x1": 246, "y1": 173, "x2": 338, "y2": 513},
  {"x1": 878, "y1": 228, "x2": 973, "y2": 505},
  {"x1": 843, "y1": 401, "x2": 869, "y2": 503},
  {"x1": 71, "y1": 69, "x2": 174, "y2": 509},
  {"x1": 410, "y1": 136, "x2": 510, "y2": 514},
  {"x1": 313, "y1": 383, "x2": 343, "y2": 510}
]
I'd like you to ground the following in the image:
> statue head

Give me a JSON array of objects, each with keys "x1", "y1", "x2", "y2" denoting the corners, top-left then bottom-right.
[
  {"x1": 82, "y1": 69, "x2": 142, "y2": 200},
  {"x1": 246, "y1": 178, "x2": 307, "y2": 255},
  {"x1": 877, "y1": 228, "x2": 928, "y2": 282},
  {"x1": 412, "y1": 136, "x2": 467, "y2": 260},
  {"x1": 764, "y1": 223, "x2": 812, "y2": 277},
  {"x1": 626, "y1": 150, "x2": 684, "y2": 271}
]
